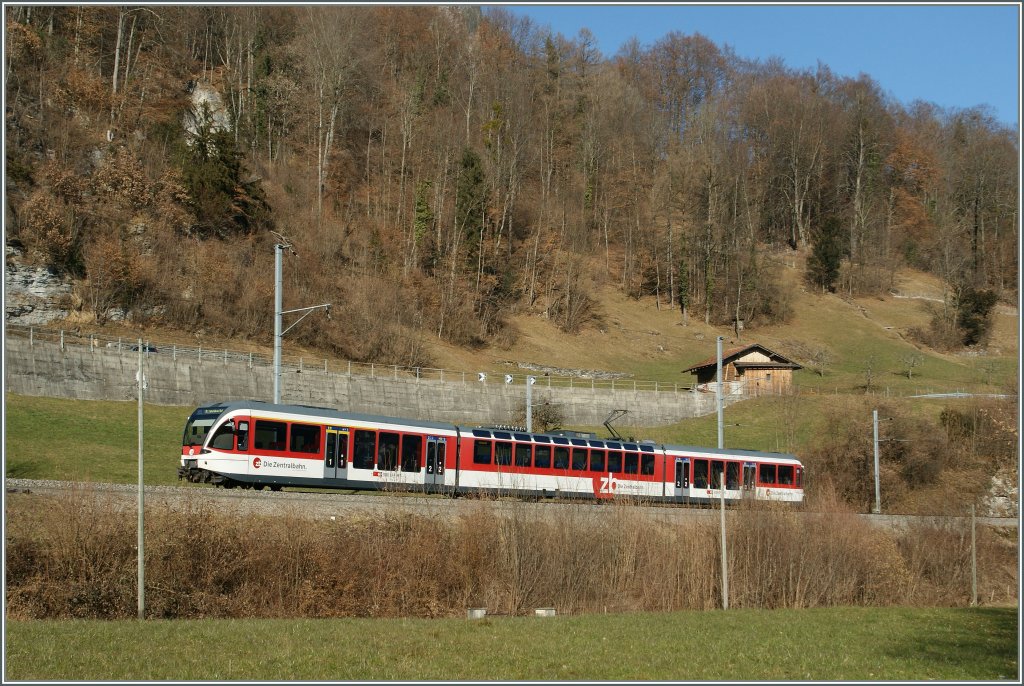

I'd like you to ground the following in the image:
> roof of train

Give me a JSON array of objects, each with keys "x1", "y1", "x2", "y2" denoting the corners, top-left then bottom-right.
[
  {"x1": 194, "y1": 401, "x2": 801, "y2": 463},
  {"x1": 193, "y1": 400, "x2": 460, "y2": 432},
  {"x1": 661, "y1": 443, "x2": 801, "y2": 462}
]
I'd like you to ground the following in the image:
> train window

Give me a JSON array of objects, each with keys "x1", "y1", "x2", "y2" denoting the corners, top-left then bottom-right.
[
  {"x1": 534, "y1": 435, "x2": 551, "y2": 444},
  {"x1": 726, "y1": 462, "x2": 740, "y2": 489},
  {"x1": 209, "y1": 423, "x2": 235, "y2": 451},
  {"x1": 535, "y1": 445, "x2": 552, "y2": 469},
  {"x1": 378, "y1": 432, "x2": 399, "y2": 471},
  {"x1": 493, "y1": 432, "x2": 512, "y2": 441},
  {"x1": 606, "y1": 442, "x2": 622, "y2": 451},
  {"x1": 711, "y1": 461, "x2": 724, "y2": 488},
  {"x1": 515, "y1": 444, "x2": 532, "y2": 468},
  {"x1": 401, "y1": 435, "x2": 422, "y2": 472},
  {"x1": 553, "y1": 447, "x2": 569, "y2": 470},
  {"x1": 474, "y1": 440, "x2": 492, "y2": 465},
  {"x1": 290, "y1": 424, "x2": 321, "y2": 454},
  {"x1": 760, "y1": 464, "x2": 777, "y2": 485},
  {"x1": 353, "y1": 430, "x2": 375, "y2": 469},
  {"x1": 571, "y1": 448, "x2": 587, "y2": 471},
  {"x1": 495, "y1": 442, "x2": 512, "y2": 466},
  {"x1": 570, "y1": 439, "x2": 587, "y2": 447},
  {"x1": 325, "y1": 432, "x2": 337, "y2": 468},
  {"x1": 607, "y1": 451, "x2": 622, "y2": 473},
  {"x1": 254, "y1": 421, "x2": 287, "y2": 451},
  {"x1": 514, "y1": 433, "x2": 531, "y2": 442},
  {"x1": 436, "y1": 441, "x2": 445, "y2": 473},
  {"x1": 641, "y1": 454, "x2": 655, "y2": 476},
  {"x1": 693, "y1": 460, "x2": 709, "y2": 488},
  {"x1": 590, "y1": 450, "x2": 606, "y2": 472},
  {"x1": 236, "y1": 421, "x2": 249, "y2": 451},
  {"x1": 795, "y1": 467, "x2": 803, "y2": 488},
  {"x1": 777, "y1": 465, "x2": 794, "y2": 485},
  {"x1": 624, "y1": 452, "x2": 640, "y2": 474},
  {"x1": 472, "y1": 429, "x2": 492, "y2": 438}
]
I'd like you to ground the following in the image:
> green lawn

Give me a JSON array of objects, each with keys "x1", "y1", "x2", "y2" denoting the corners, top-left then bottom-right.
[
  {"x1": 5, "y1": 607, "x2": 1017, "y2": 681},
  {"x1": 4, "y1": 393, "x2": 189, "y2": 485}
]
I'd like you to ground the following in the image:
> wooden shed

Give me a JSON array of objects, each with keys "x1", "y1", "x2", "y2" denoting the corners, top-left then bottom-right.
[{"x1": 683, "y1": 343, "x2": 802, "y2": 395}]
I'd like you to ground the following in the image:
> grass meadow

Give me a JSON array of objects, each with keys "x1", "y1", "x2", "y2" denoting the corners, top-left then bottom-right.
[{"x1": 5, "y1": 607, "x2": 1017, "y2": 680}]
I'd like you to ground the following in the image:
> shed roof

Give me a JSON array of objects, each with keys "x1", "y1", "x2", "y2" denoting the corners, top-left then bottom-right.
[{"x1": 683, "y1": 343, "x2": 803, "y2": 373}]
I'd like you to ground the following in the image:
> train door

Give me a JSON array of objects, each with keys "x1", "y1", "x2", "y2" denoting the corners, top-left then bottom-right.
[
  {"x1": 425, "y1": 437, "x2": 446, "y2": 489},
  {"x1": 742, "y1": 462, "x2": 756, "y2": 497},
  {"x1": 323, "y1": 427, "x2": 349, "y2": 481},
  {"x1": 673, "y1": 457, "x2": 690, "y2": 499}
]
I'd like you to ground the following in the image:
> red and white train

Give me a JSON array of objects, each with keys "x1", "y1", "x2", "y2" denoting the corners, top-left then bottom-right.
[{"x1": 179, "y1": 401, "x2": 805, "y2": 505}]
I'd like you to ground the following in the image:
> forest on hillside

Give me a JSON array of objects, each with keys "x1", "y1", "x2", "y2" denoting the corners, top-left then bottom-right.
[{"x1": 5, "y1": 6, "x2": 1018, "y2": 365}]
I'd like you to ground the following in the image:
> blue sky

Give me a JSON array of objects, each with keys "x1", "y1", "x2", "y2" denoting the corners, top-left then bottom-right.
[{"x1": 491, "y1": 4, "x2": 1020, "y2": 129}]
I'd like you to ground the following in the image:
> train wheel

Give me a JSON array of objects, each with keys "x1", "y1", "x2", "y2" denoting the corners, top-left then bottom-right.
[
  {"x1": 253, "y1": 484, "x2": 265, "y2": 491},
  {"x1": 269, "y1": 484, "x2": 282, "y2": 492}
]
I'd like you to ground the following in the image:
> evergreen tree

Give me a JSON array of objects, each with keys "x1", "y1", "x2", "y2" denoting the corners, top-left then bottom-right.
[
  {"x1": 455, "y1": 147, "x2": 487, "y2": 264},
  {"x1": 957, "y1": 287, "x2": 998, "y2": 346},
  {"x1": 806, "y1": 216, "x2": 845, "y2": 293},
  {"x1": 178, "y1": 103, "x2": 270, "y2": 238}
]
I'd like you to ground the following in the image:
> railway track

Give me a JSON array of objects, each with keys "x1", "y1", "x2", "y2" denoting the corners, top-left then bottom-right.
[{"x1": 4, "y1": 478, "x2": 1017, "y2": 529}]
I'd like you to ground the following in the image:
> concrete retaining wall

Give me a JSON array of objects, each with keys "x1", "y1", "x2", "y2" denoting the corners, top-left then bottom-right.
[{"x1": 4, "y1": 337, "x2": 738, "y2": 427}]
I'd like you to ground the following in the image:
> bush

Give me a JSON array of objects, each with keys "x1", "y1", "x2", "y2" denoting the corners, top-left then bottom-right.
[{"x1": 5, "y1": 489, "x2": 1016, "y2": 620}]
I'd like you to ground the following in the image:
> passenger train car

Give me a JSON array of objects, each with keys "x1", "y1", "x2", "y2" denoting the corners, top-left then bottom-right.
[{"x1": 179, "y1": 401, "x2": 804, "y2": 504}]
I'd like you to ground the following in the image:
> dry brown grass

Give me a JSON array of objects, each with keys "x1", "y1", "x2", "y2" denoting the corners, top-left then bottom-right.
[{"x1": 5, "y1": 489, "x2": 1016, "y2": 620}]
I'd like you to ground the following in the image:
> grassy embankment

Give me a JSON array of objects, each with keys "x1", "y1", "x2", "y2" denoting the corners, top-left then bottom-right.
[{"x1": 6, "y1": 607, "x2": 1017, "y2": 681}]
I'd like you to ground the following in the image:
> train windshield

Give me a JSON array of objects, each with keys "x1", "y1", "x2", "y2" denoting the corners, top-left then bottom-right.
[{"x1": 182, "y1": 406, "x2": 226, "y2": 447}]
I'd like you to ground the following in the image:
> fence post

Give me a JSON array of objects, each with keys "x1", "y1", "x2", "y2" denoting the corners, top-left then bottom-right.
[
  {"x1": 172, "y1": 345, "x2": 176, "y2": 361},
  {"x1": 655, "y1": 381, "x2": 659, "y2": 392},
  {"x1": 249, "y1": 352, "x2": 252, "y2": 370},
  {"x1": 394, "y1": 365, "x2": 398, "y2": 380},
  {"x1": 60, "y1": 329, "x2": 64, "y2": 351},
  {"x1": 440, "y1": 370, "x2": 444, "y2": 383},
  {"x1": 370, "y1": 363, "x2": 374, "y2": 378},
  {"x1": 300, "y1": 357, "x2": 303, "y2": 373},
  {"x1": 29, "y1": 328, "x2": 33, "y2": 347},
  {"x1": 324, "y1": 359, "x2": 328, "y2": 374},
  {"x1": 198, "y1": 346, "x2": 202, "y2": 363},
  {"x1": 224, "y1": 349, "x2": 227, "y2": 365},
  {"x1": 348, "y1": 361, "x2": 352, "y2": 376}
]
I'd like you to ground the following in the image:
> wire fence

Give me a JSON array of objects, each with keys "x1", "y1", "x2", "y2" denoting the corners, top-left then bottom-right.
[
  {"x1": 8, "y1": 324, "x2": 1012, "y2": 400},
  {"x1": 5, "y1": 324, "x2": 700, "y2": 394}
]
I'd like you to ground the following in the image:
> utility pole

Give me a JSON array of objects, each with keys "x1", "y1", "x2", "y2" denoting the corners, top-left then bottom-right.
[
  {"x1": 720, "y1": 478, "x2": 728, "y2": 610},
  {"x1": 272, "y1": 234, "x2": 330, "y2": 405},
  {"x1": 716, "y1": 336, "x2": 724, "y2": 449},
  {"x1": 872, "y1": 409, "x2": 880, "y2": 516},
  {"x1": 970, "y1": 503, "x2": 978, "y2": 606},
  {"x1": 526, "y1": 376, "x2": 536, "y2": 432},
  {"x1": 136, "y1": 338, "x2": 145, "y2": 620},
  {"x1": 273, "y1": 242, "x2": 283, "y2": 404},
  {"x1": 717, "y1": 335, "x2": 727, "y2": 610}
]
